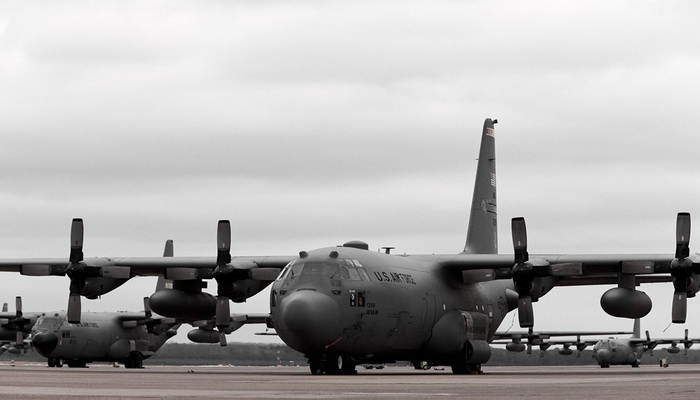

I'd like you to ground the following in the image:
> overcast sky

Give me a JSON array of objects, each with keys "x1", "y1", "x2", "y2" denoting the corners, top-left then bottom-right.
[{"x1": 2, "y1": 1, "x2": 700, "y2": 346}]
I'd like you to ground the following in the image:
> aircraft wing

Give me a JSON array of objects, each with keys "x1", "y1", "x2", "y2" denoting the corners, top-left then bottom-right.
[
  {"x1": 0, "y1": 256, "x2": 293, "y2": 277},
  {"x1": 431, "y1": 252, "x2": 675, "y2": 286},
  {"x1": 492, "y1": 330, "x2": 633, "y2": 340}
]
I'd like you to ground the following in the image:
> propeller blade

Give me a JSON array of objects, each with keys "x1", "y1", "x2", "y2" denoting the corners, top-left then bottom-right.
[
  {"x1": 511, "y1": 217, "x2": 528, "y2": 264},
  {"x1": 672, "y1": 291, "x2": 688, "y2": 323},
  {"x1": 16, "y1": 331, "x2": 23, "y2": 346},
  {"x1": 217, "y1": 220, "x2": 232, "y2": 266},
  {"x1": 215, "y1": 296, "x2": 230, "y2": 327},
  {"x1": 676, "y1": 212, "x2": 691, "y2": 259},
  {"x1": 69, "y1": 218, "x2": 84, "y2": 263},
  {"x1": 15, "y1": 296, "x2": 21, "y2": 316},
  {"x1": 216, "y1": 295, "x2": 230, "y2": 346},
  {"x1": 67, "y1": 292, "x2": 81, "y2": 323},
  {"x1": 518, "y1": 296, "x2": 534, "y2": 328}
]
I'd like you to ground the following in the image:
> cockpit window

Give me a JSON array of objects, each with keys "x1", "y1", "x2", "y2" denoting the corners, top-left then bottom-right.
[
  {"x1": 279, "y1": 258, "x2": 369, "y2": 281},
  {"x1": 33, "y1": 315, "x2": 64, "y2": 332},
  {"x1": 301, "y1": 262, "x2": 338, "y2": 277},
  {"x1": 277, "y1": 260, "x2": 295, "y2": 281}
]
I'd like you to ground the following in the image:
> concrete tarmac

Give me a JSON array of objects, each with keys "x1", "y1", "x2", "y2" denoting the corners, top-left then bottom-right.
[{"x1": 0, "y1": 361, "x2": 698, "y2": 399}]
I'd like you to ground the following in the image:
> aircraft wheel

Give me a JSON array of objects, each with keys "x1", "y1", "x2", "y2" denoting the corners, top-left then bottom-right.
[
  {"x1": 55, "y1": 358, "x2": 63, "y2": 368},
  {"x1": 339, "y1": 355, "x2": 357, "y2": 375},
  {"x1": 125, "y1": 351, "x2": 144, "y2": 369},
  {"x1": 451, "y1": 361, "x2": 480, "y2": 375},
  {"x1": 309, "y1": 356, "x2": 323, "y2": 375},
  {"x1": 600, "y1": 363, "x2": 610, "y2": 368},
  {"x1": 324, "y1": 354, "x2": 342, "y2": 375},
  {"x1": 67, "y1": 361, "x2": 87, "y2": 368},
  {"x1": 47, "y1": 358, "x2": 55, "y2": 368}
]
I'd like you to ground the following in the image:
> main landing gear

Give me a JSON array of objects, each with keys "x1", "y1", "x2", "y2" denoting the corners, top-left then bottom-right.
[
  {"x1": 308, "y1": 353, "x2": 357, "y2": 375},
  {"x1": 47, "y1": 357, "x2": 63, "y2": 368}
]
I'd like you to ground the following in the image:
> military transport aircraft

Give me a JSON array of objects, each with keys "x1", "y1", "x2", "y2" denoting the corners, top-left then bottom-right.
[
  {"x1": 0, "y1": 297, "x2": 37, "y2": 356},
  {"x1": 494, "y1": 318, "x2": 700, "y2": 367},
  {"x1": 31, "y1": 296, "x2": 179, "y2": 368},
  {"x1": 0, "y1": 297, "x2": 39, "y2": 356},
  {"x1": 589, "y1": 319, "x2": 700, "y2": 368},
  {"x1": 492, "y1": 328, "x2": 632, "y2": 355},
  {"x1": 1, "y1": 118, "x2": 697, "y2": 375}
]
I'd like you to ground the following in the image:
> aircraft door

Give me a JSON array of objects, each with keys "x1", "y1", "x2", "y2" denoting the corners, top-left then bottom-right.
[{"x1": 419, "y1": 294, "x2": 436, "y2": 334}]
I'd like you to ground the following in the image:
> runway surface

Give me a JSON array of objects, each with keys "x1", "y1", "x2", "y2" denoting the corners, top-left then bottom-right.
[{"x1": 1, "y1": 361, "x2": 699, "y2": 399}]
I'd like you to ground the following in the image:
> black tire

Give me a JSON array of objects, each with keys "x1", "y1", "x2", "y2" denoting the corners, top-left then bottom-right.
[
  {"x1": 324, "y1": 354, "x2": 342, "y2": 375},
  {"x1": 339, "y1": 355, "x2": 356, "y2": 375},
  {"x1": 125, "y1": 352, "x2": 143, "y2": 369},
  {"x1": 309, "y1": 356, "x2": 323, "y2": 375}
]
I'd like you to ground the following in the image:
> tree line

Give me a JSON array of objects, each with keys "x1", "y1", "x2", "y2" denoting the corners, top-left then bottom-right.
[{"x1": 4, "y1": 343, "x2": 699, "y2": 367}]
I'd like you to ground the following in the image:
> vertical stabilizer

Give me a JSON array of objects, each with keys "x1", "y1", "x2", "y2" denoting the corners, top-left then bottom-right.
[
  {"x1": 632, "y1": 318, "x2": 641, "y2": 338},
  {"x1": 156, "y1": 240, "x2": 174, "y2": 291},
  {"x1": 464, "y1": 118, "x2": 498, "y2": 254}
]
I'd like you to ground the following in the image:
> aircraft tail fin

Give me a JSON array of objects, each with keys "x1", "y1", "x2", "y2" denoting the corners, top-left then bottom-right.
[
  {"x1": 2, "y1": 302, "x2": 6, "y2": 313},
  {"x1": 632, "y1": 318, "x2": 641, "y2": 338},
  {"x1": 463, "y1": 118, "x2": 498, "y2": 254},
  {"x1": 156, "y1": 240, "x2": 174, "y2": 292}
]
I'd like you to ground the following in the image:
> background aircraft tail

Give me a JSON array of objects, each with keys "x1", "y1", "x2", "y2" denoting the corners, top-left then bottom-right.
[
  {"x1": 463, "y1": 118, "x2": 498, "y2": 254},
  {"x1": 632, "y1": 318, "x2": 641, "y2": 338},
  {"x1": 156, "y1": 240, "x2": 174, "y2": 292}
]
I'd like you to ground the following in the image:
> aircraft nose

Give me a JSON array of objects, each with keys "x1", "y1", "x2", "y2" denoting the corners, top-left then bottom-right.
[
  {"x1": 32, "y1": 331, "x2": 58, "y2": 356},
  {"x1": 277, "y1": 290, "x2": 341, "y2": 352},
  {"x1": 595, "y1": 349, "x2": 612, "y2": 363}
]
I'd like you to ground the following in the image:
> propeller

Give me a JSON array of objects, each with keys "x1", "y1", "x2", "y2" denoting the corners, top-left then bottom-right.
[
  {"x1": 511, "y1": 217, "x2": 535, "y2": 328},
  {"x1": 65, "y1": 218, "x2": 86, "y2": 323},
  {"x1": 0, "y1": 297, "x2": 31, "y2": 347},
  {"x1": 213, "y1": 220, "x2": 233, "y2": 346},
  {"x1": 683, "y1": 328, "x2": 693, "y2": 354},
  {"x1": 645, "y1": 330, "x2": 658, "y2": 352},
  {"x1": 670, "y1": 212, "x2": 694, "y2": 323}
]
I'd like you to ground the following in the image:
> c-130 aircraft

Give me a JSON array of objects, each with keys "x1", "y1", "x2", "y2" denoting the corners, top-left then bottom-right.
[{"x1": 0, "y1": 118, "x2": 696, "y2": 374}]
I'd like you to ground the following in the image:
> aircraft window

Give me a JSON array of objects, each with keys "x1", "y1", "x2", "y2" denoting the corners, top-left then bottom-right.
[
  {"x1": 351, "y1": 260, "x2": 364, "y2": 268},
  {"x1": 347, "y1": 267, "x2": 361, "y2": 281},
  {"x1": 277, "y1": 261, "x2": 295, "y2": 281},
  {"x1": 289, "y1": 262, "x2": 305, "y2": 278},
  {"x1": 302, "y1": 262, "x2": 338, "y2": 277},
  {"x1": 35, "y1": 316, "x2": 64, "y2": 331},
  {"x1": 339, "y1": 265, "x2": 350, "y2": 280},
  {"x1": 357, "y1": 268, "x2": 370, "y2": 281}
]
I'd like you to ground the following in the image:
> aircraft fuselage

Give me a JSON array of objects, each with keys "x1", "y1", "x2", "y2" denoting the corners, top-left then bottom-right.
[
  {"x1": 269, "y1": 244, "x2": 517, "y2": 369},
  {"x1": 31, "y1": 311, "x2": 171, "y2": 368},
  {"x1": 592, "y1": 339, "x2": 643, "y2": 367}
]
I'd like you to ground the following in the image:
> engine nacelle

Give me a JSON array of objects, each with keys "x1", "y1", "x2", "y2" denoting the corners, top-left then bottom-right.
[
  {"x1": 667, "y1": 345, "x2": 681, "y2": 354},
  {"x1": 600, "y1": 288, "x2": 652, "y2": 318},
  {"x1": 505, "y1": 341, "x2": 526, "y2": 352},
  {"x1": 187, "y1": 328, "x2": 220, "y2": 344},
  {"x1": 81, "y1": 277, "x2": 129, "y2": 299},
  {"x1": 558, "y1": 347, "x2": 573, "y2": 356},
  {"x1": 149, "y1": 290, "x2": 216, "y2": 320}
]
